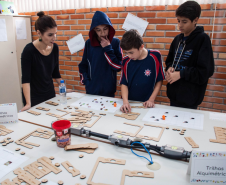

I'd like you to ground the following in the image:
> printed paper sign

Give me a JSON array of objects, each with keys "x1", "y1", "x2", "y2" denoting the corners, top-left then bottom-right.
[
  {"x1": 15, "y1": 19, "x2": 27, "y2": 40},
  {"x1": 188, "y1": 151, "x2": 226, "y2": 183},
  {"x1": 66, "y1": 33, "x2": 85, "y2": 54},
  {"x1": 0, "y1": 103, "x2": 18, "y2": 123},
  {"x1": 122, "y1": 13, "x2": 149, "y2": 36}
]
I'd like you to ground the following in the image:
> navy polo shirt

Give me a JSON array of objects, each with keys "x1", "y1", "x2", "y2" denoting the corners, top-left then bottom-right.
[{"x1": 120, "y1": 50, "x2": 165, "y2": 102}]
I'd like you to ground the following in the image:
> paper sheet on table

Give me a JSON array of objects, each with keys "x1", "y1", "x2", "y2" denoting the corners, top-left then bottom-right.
[
  {"x1": 66, "y1": 92, "x2": 85, "y2": 99},
  {"x1": 122, "y1": 13, "x2": 149, "y2": 36},
  {"x1": 66, "y1": 34, "x2": 85, "y2": 54},
  {"x1": 0, "y1": 19, "x2": 8, "y2": 41},
  {"x1": 15, "y1": 19, "x2": 27, "y2": 40},
  {"x1": 209, "y1": 112, "x2": 226, "y2": 122}
]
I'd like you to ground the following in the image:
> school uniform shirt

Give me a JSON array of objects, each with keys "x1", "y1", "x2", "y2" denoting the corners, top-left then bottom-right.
[
  {"x1": 78, "y1": 11, "x2": 123, "y2": 97},
  {"x1": 165, "y1": 26, "x2": 214, "y2": 107},
  {"x1": 120, "y1": 50, "x2": 165, "y2": 102}
]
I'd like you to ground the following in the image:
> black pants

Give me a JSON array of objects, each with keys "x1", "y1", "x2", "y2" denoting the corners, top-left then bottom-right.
[{"x1": 170, "y1": 101, "x2": 198, "y2": 110}]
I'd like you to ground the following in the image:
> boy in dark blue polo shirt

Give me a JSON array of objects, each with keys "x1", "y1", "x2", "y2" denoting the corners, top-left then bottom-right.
[
  {"x1": 79, "y1": 11, "x2": 122, "y2": 97},
  {"x1": 120, "y1": 30, "x2": 165, "y2": 113}
]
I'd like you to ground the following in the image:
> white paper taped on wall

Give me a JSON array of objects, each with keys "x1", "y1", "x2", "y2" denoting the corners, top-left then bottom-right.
[
  {"x1": 122, "y1": 13, "x2": 149, "y2": 36},
  {"x1": 15, "y1": 19, "x2": 27, "y2": 40},
  {"x1": 0, "y1": 19, "x2": 8, "y2": 41},
  {"x1": 66, "y1": 34, "x2": 85, "y2": 54}
]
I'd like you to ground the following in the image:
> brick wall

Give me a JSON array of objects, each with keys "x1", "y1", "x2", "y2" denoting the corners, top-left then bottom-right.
[{"x1": 19, "y1": 4, "x2": 226, "y2": 112}]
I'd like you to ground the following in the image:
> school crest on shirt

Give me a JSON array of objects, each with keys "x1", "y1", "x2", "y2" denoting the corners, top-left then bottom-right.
[{"x1": 144, "y1": 69, "x2": 151, "y2": 77}]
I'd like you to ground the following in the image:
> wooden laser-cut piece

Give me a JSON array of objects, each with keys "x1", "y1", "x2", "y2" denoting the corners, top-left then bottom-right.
[
  {"x1": 56, "y1": 109, "x2": 70, "y2": 113},
  {"x1": 131, "y1": 106, "x2": 145, "y2": 108},
  {"x1": 24, "y1": 161, "x2": 51, "y2": 179},
  {"x1": 120, "y1": 169, "x2": 154, "y2": 185},
  {"x1": 12, "y1": 177, "x2": 23, "y2": 184},
  {"x1": 27, "y1": 110, "x2": 41, "y2": 116},
  {"x1": 0, "y1": 179, "x2": 15, "y2": 185},
  {"x1": 136, "y1": 124, "x2": 165, "y2": 142},
  {"x1": 14, "y1": 168, "x2": 41, "y2": 185},
  {"x1": 83, "y1": 115, "x2": 101, "y2": 128},
  {"x1": 129, "y1": 101, "x2": 143, "y2": 104},
  {"x1": 65, "y1": 143, "x2": 98, "y2": 151},
  {"x1": 37, "y1": 156, "x2": 62, "y2": 174},
  {"x1": 209, "y1": 127, "x2": 226, "y2": 144},
  {"x1": 185, "y1": 137, "x2": 199, "y2": 148},
  {"x1": 0, "y1": 125, "x2": 13, "y2": 136},
  {"x1": 114, "y1": 112, "x2": 140, "y2": 120},
  {"x1": 36, "y1": 107, "x2": 50, "y2": 111},
  {"x1": 46, "y1": 112, "x2": 62, "y2": 118},
  {"x1": 87, "y1": 157, "x2": 126, "y2": 185},
  {"x1": 61, "y1": 161, "x2": 80, "y2": 177},
  {"x1": 1, "y1": 137, "x2": 13, "y2": 146},
  {"x1": 45, "y1": 101, "x2": 59, "y2": 106},
  {"x1": 114, "y1": 123, "x2": 143, "y2": 137}
]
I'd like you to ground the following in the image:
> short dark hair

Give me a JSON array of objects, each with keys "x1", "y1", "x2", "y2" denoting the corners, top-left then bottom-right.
[
  {"x1": 35, "y1": 11, "x2": 57, "y2": 34},
  {"x1": 120, "y1": 29, "x2": 143, "y2": 50},
  {"x1": 176, "y1": 1, "x2": 201, "y2": 22}
]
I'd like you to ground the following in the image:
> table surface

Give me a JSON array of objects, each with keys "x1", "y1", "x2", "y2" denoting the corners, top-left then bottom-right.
[{"x1": 0, "y1": 93, "x2": 225, "y2": 185}]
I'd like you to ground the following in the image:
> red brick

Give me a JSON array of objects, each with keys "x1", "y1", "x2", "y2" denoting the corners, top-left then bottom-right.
[
  {"x1": 211, "y1": 33, "x2": 226, "y2": 39},
  {"x1": 137, "y1": 12, "x2": 155, "y2": 17},
  {"x1": 71, "y1": 14, "x2": 84, "y2": 19},
  {"x1": 57, "y1": 15, "x2": 69, "y2": 20},
  {"x1": 74, "y1": 77, "x2": 80, "y2": 81},
  {"x1": 18, "y1": 12, "x2": 24, "y2": 15},
  {"x1": 220, "y1": 40, "x2": 226, "y2": 45},
  {"x1": 155, "y1": 38, "x2": 173, "y2": 43},
  {"x1": 119, "y1": 12, "x2": 136, "y2": 18},
  {"x1": 111, "y1": 19, "x2": 125, "y2": 24},
  {"x1": 165, "y1": 44, "x2": 170, "y2": 49},
  {"x1": 56, "y1": 31, "x2": 63, "y2": 35},
  {"x1": 214, "y1": 92, "x2": 226, "y2": 98},
  {"x1": 32, "y1": 16, "x2": 38, "y2": 21},
  {"x1": 214, "y1": 18, "x2": 226, "y2": 24},
  {"x1": 159, "y1": 50, "x2": 169, "y2": 55},
  {"x1": 213, "y1": 104, "x2": 226, "y2": 110},
  {"x1": 108, "y1": 7, "x2": 125, "y2": 12},
  {"x1": 72, "y1": 57, "x2": 82, "y2": 61},
  {"x1": 201, "y1": 10, "x2": 224, "y2": 17},
  {"x1": 126, "y1": 6, "x2": 144, "y2": 11},
  {"x1": 63, "y1": 20, "x2": 76, "y2": 25},
  {"x1": 114, "y1": 31, "x2": 125, "y2": 36},
  {"x1": 66, "y1": 71, "x2": 79, "y2": 76},
  {"x1": 147, "y1": 44, "x2": 164, "y2": 49},
  {"x1": 217, "y1": 67, "x2": 226, "y2": 72},
  {"x1": 201, "y1": 4, "x2": 211, "y2": 10},
  {"x1": 212, "y1": 73, "x2": 226, "y2": 79},
  {"x1": 65, "y1": 61, "x2": 78, "y2": 66},
  {"x1": 223, "y1": 26, "x2": 226, "y2": 31},
  {"x1": 197, "y1": 18, "x2": 210, "y2": 24},
  {"x1": 57, "y1": 36, "x2": 69, "y2": 41},
  {"x1": 106, "y1": 13, "x2": 118, "y2": 18},
  {"x1": 62, "y1": 9, "x2": 75, "y2": 14},
  {"x1": 85, "y1": 14, "x2": 94, "y2": 19},
  {"x1": 146, "y1": 25, "x2": 154, "y2": 30},
  {"x1": 56, "y1": 20, "x2": 62, "y2": 25},
  {"x1": 59, "y1": 61, "x2": 64, "y2": 65},
  {"x1": 165, "y1": 32, "x2": 180, "y2": 37},
  {"x1": 205, "y1": 91, "x2": 213, "y2": 96},
  {"x1": 64, "y1": 51, "x2": 77, "y2": 56},
  {"x1": 61, "y1": 75, "x2": 73, "y2": 80},
  {"x1": 74, "y1": 86, "x2": 86, "y2": 91},
  {"x1": 32, "y1": 32, "x2": 37, "y2": 36},
  {"x1": 146, "y1": 6, "x2": 165, "y2": 11},
  {"x1": 216, "y1": 3, "x2": 226, "y2": 9},
  {"x1": 24, "y1": 12, "x2": 36, "y2": 16},
  {"x1": 91, "y1": 8, "x2": 107, "y2": 12},
  {"x1": 215, "y1": 79, "x2": 226, "y2": 85},
  {"x1": 59, "y1": 66, "x2": 72, "y2": 70},
  {"x1": 146, "y1": 31, "x2": 164, "y2": 37},
  {"x1": 157, "y1": 12, "x2": 175, "y2": 18},
  {"x1": 78, "y1": 52, "x2": 83, "y2": 56},
  {"x1": 49, "y1": 10, "x2": 61, "y2": 15},
  {"x1": 219, "y1": 53, "x2": 226, "y2": 59},
  {"x1": 215, "y1": 60, "x2": 226, "y2": 66},
  {"x1": 213, "y1": 46, "x2": 226, "y2": 52},
  {"x1": 207, "y1": 85, "x2": 225, "y2": 91},
  {"x1": 32, "y1": 36, "x2": 38, "y2": 41},
  {"x1": 31, "y1": 22, "x2": 35, "y2": 26},
  {"x1": 208, "y1": 78, "x2": 215, "y2": 84},
  {"x1": 57, "y1": 26, "x2": 70, "y2": 30},
  {"x1": 113, "y1": 25, "x2": 118, "y2": 30},
  {"x1": 59, "y1": 51, "x2": 64, "y2": 55},
  {"x1": 143, "y1": 38, "x2": 154, "y2": 42},
  {"x1": 156, "y1": 25, "x2": 175, "y2": 30},
  {"x1": 167, "y1": 5, "x2": 179, "y2": 10},
  {"x1": 49, "y1": 15, "x2": 55, "y2": 20},
  {"x1": 59, "y1": 56, "x2": 71, "y2": 60},
  {"x1": 55, "y1": 41, "x2": 64, "y2": 46},
  {"x1": 199, "y1": 102, "x2": 212, "y2": 108},
  {"x1": 167, "y1": 18, "x2": 178, "y2": 24},
  {"x1": 59, "y1": 46, "x2": 69, "y2": 50},
  {"x1": 76, "y1": 8, "x2": 90, "y2": 13},
  {"x1": 70, "y1": 25, "x2": 85, "y2": 30},
  {"x1": 78, "y1": 31, "x2": 89, "y2": 35},
  {"x1": 147, "y1": 18, "x2": 166, "y2": 24},
  {"x1": 203, "y1": 25, "x2": 222, "y2": 31},
  {"x1": 155, "y1": 96, "x2": 170, "y2": 103},
  {"x1": 78, "y1": 20, "x2": 92, "y2": 24},
  {"x1": 66, "y1": 80, "x2": 79, "y2": 85}
]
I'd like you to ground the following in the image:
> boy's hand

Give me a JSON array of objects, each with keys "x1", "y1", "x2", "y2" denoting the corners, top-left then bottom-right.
[
  {"x1": 100, "y1": 36, "x2": 110, "y2": 48},
  {"x1": 120, "y1": 102, "x2": 131, "y2": 113},
  {"x1": 166, "y1": 71, "x2": 181, "y2": 84},
  {"x1": 143, "y1": 99, "x2": 155, "y2": 108}
]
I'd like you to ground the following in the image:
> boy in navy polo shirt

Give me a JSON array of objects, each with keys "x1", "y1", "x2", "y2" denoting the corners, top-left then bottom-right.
[
  {"x1": 120, "y1": 30, "x2": 165, "y2": 113},
  {"x1": 78, "y1": 11, "x2": 122, "y2": 97},
  {"x1": 165, "y1": 1, "x2": 214, "y2": 109}
]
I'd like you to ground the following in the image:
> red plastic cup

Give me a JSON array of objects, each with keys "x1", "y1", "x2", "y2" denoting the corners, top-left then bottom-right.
[{"x1": 52, "y1": 120, "x2": 71, "y2": 148}]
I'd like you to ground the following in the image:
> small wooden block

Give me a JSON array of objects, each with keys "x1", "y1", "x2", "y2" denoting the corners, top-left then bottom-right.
[
  {"x1": 172, "y1": 128, "x2": 177, "y2": 131},
  {"x1": 41, "y1": 179, "x2": 48, "y2": 183},
  {"x1": 177, "y1": 129, "x2": 181, "y2": 131},
  {"x1": 20, "y1": 152, "x2": 25, "y2": 155},
  {"x1": 0, "y1": 140, "x2": 4, "y2": 143},
  {"x1": 74, "y1": 107, "x2": 79, "y2": 109},
  {"x1": 80, "y1": 175, "x2": 86, "y2": 179},
  {"x1": 67, "y1": 106, "x2": 70, "y2": 107},
  {"x1": 89, "y1": 111, "x2": 93, "y2": 113},
  {"x1": 64, "y1": 107, "x2": 67, "y2": 109},
  {"x1": 166, "y1": 127, "x2": 169, "y2": 129},
  {"x1": 49, "y1": 156, "x2": 55, "y2": 160},
  {"x1": 9, "y1": 140, "x2": 14, "y2": 143},
  {"x1": 2, "y1": 143, "x2": 6, "y2": 146},
  {"x1": 15, "y1": 148, "x2": 20, "y2": 151},
  {"x1": 69, "y1": 107, "x2": 72, "y2": 109},
  {"x1": 99, "y1": 113, "x2": 106, "y2": 116},
  {"x1": 51, "y1": 137, "x2": 56, "y2": 141},
  {"x1": 58, "y1": 180, "x2": 64, "y2": 185},
  {"x1": 182, "y1": 129, "x2": 186, "y2": 131},
  {"x1": 180, "y1": 133, "x2": 184, "y2": 135},
  {"x1": 7, "y1": 137, "x2": 11, "y2": 139},
  {"x1": 79, "y1": 154, "x2": 84, "y2": 158},
  {"x1": 55, "y1": 163, "x2": 60, "y2": 167},
  {"x1": 75, "y1": 184, "x2": 81, "y2": 185}
]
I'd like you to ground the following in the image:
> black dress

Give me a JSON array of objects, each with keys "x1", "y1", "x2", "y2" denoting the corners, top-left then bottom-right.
[{"x1": 21, "y1": 43, "x2": 61, "y2": 106}]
